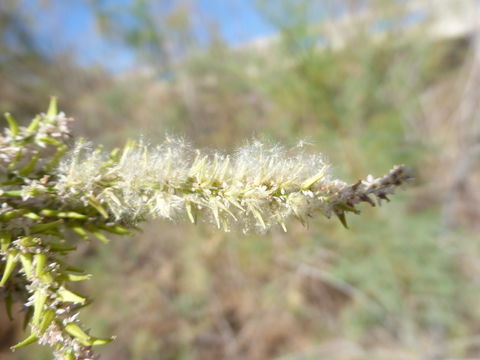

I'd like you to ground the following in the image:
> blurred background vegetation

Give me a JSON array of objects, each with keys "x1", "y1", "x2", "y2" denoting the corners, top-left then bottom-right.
[{"x1": 1, "y1": 0, "x2": 480, "y2": 359}]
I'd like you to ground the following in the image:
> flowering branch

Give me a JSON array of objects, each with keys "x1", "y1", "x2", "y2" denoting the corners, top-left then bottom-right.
[
  {"x1": 57, "y1": 138, "x2": 411, "y2": 233},
  {"x1": 0, "y1": 99, "x2": 411, "y2": 359}
]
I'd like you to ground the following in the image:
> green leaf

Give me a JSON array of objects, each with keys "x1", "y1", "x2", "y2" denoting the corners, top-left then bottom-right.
[
  {"x1": 64, "y1": 322, "x2": 91, "y2": 341},
  {"x1": 58, "y1": 288, "x2": 87, "y2": 305},
  {"x1": 27, "y1": 115, "x2": 41, "y2": 133},
  {"x1": 38, "y1": 136, "x2": 63, "y2": 147},
  {"x1": 38, "y1": 309, "x2": 56, "y2": 333},
  {"x1": 0, "y1": 232, "x2": 12, "y2": 250},
  {"x1": 31, "y1": 220, "x2": 63, "y2": 234},
  {"x1": 335, "y1": 211, "x2": 349, "y2": 229},
  {"x1": 300, "y1": 167, "x2": 327, "y2": 190},
  {"x1": 69, "y1": 224, "x2": 90, "y2": 241},
  {"x1": 46, "y1": 145, "x2": 68, "y2": 171},
  {"x1": 0, "y1": 252, "x2": 19, "y2": 286},
  {"x1": 57, "y1": 211, "x2": 87, "y2": 219},
  {"x1": 2, "y1": 209, "x2": 29, "y2": 221},
  {"x1": 0, "y1": 190, "x2": 22, "y2": 197},
  {"x1": 92, "y1": 230, "x2": 110, "y2": 244},
  {"x1": 97, "y1": 224, "x2": 131, "y2": 235},
  {"x1": 41, "y1": 209, "x2": 87, "y2": 219},
  {"x1": 47, "y1": 96, "x2": 58, "y2": 117},
  {"x1": 18, "y1": 153, "x2": 40, "y2": 176},
  {"x1": 109, "y1": 147, "x2": 121, "y2": 162},
  {"x1": 4, "y1": 113, "x2": 19, "y2": 136},
  {"x1": 60, "y1": 273, "x2": 92, "y2": 282},
  {"x1": 89, "y1": 336, "x2": 115, "y2": 346},
  {"x1": 32, "y1": 290, "x2": 48, "y2": 327},
  {"x1": 87, "y1": 195, "x2": 109, "y2": 219},
  {"x1": 10, "y1": 333, "x2": 39, "y2": 350},
  {"x1": 23, "y1": 212, "x2": 42, "y2": 221},
  {"x1": 48, "y1": 243, "x2": 77, "y2": 252},
  {"x1": 19, "y1": 253, "x2": 34, "y2": 278},
  {"x1": 34, "y1": 253, "x2": 48, "y2": 276}
]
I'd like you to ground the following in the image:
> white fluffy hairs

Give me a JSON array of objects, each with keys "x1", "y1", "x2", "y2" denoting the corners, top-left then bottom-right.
[{"x1": 55, "y1": 137, "x2": 411, "y2": 232}]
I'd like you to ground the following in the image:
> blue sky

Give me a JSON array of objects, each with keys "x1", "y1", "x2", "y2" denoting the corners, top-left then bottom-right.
[
  {"x1": 21, "y1": 0, "x2": 450, "y2": 72},
  {"x1": 197, "y1": 0, "x2": 275, "y2": 44},
  {"x1": 23, "y1": 0, "x2": 276, "y2": 72}
]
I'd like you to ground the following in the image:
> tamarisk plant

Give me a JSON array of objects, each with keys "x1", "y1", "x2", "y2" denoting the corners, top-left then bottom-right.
[{"x1": 0, "y1": 99, "x2": 412, "y2": 360}]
